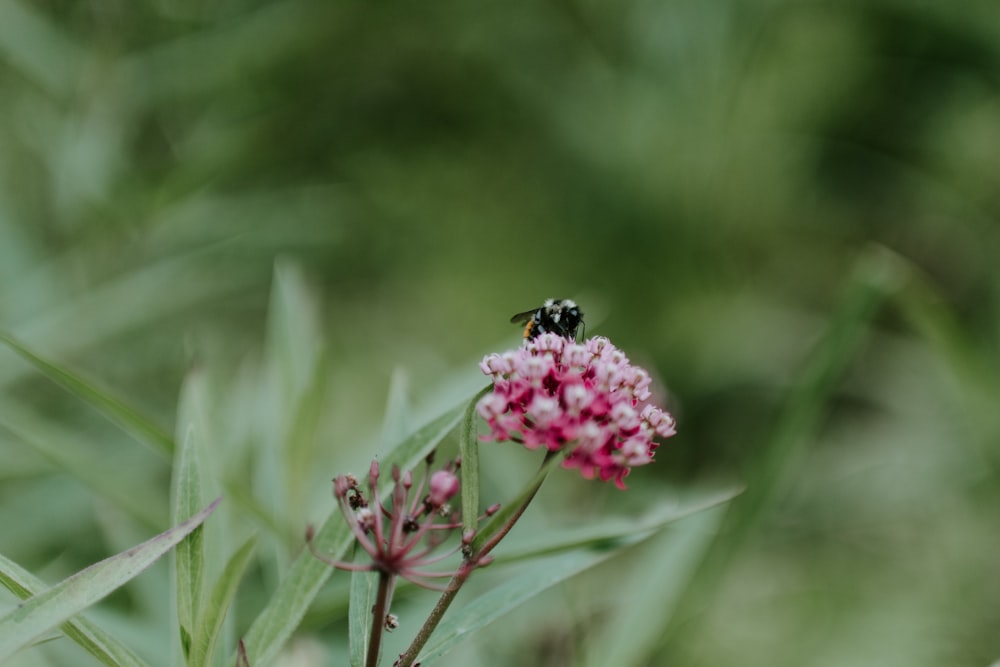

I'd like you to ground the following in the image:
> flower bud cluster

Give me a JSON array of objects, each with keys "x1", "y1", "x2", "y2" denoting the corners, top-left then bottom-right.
[{"x1": 313, "y1": 456, "x2": 483, "y2": 593}]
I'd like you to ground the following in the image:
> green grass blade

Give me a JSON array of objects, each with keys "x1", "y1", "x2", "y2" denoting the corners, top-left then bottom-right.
[
  {"x1": 189, "y1": 534, "x2": 257, "y2": 667},
  {"x1": 0, "y1": 330, "x2": 174, "y2": 457},
  {"x1": 238, "y1": 402, "x2": 465, "y2": 667},
  {"x1": 348, "y1": 564, "x2": 378, "y2": 667},
  {"x1": 417, "y1": 505, "x2": 728, "y2": 665},
  {"x1": 0, "y1": 498, "x2": 220, "y2": 662},
  {"x1": 173, "y1": 426, "x2": 205, "y2": 661},
  {"x1": 460, "y1": 386, "x2": 491, "y2": 536},
  {"x1": 0, "y1": 553, "x2": 148, "y2": 667}
]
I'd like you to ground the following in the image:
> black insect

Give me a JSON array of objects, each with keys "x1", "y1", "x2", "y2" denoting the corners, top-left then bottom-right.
[{"x1": 510, "y1": 298, "x2": 584, "y2": 341}]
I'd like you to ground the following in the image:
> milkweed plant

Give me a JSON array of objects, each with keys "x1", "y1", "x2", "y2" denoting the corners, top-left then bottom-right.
[
  {"x1": 307, "y1": 328, "x2": 678, "y2": 667},
  {"x1": 0, "y1": 292, "x2": 739, "y2": 667}
]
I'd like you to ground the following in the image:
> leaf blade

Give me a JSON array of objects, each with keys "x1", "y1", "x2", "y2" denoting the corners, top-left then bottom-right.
[
  {"x1": 460, "y1": 386, "x2": 491, "y2": 537},
  {"x1": 189, "y1": 534, "x2": 257, "y2": 667},
  {"x1": 173, "y1": 425, "x2": 205, "y2": 661},
  {"x1": 417, "y1": 505, "x2": 728, "y2": 664},
  {"x1": 0, "y1": 498, "x2": 220, "y2": 661},
  {"x1": 348, "y1": 565, "x2": 378, "y2": 667},
  {"x1": 0, "y1": 553, "x2": 148, "y2": 667},
  {"x1": 0, "y1": 330, "x2": 174, "y2": 457}
]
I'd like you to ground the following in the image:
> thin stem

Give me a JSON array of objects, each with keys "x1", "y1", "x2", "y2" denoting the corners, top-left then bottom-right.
[
  {"x1": 393, "y1": 560, "x2": 477, "y2": 667},
  {"x1": 366, "y1": 571, "x2": 392, "y2": 667}
]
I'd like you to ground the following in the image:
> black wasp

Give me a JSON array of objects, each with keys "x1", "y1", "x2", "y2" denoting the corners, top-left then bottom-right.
[{"x1": 510, "y1": 298, "x2": 584, "y2": 341}]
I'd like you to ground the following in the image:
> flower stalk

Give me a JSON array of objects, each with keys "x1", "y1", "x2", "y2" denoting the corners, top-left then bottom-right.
[{"x1": 367, "y1": 571, "x2": 391, "y2": 667}]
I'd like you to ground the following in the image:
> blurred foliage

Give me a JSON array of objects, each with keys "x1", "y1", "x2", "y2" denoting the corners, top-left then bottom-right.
[{"x1": 1, "y1": 0, "x2": 1000, "y2": 665}]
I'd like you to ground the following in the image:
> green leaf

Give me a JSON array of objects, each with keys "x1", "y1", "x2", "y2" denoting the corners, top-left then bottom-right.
[
  {"x1": 379, "y1": 369, "x2": 412, "y2": 451},
  {"x1": 0, "y1": 399, "x2": 167, "y2": 530},
  {"x1": 469, "y1": 450, "x2": 566, "y2": 555},
  {"x1": 237, "y1": 401, "x2": 465, "y2": 667},
  {"x1": 460, "y1": 385, "x2": 491, "y2": 537},
  {"x1": 582, "y1": 504, "x2": 732, "y2": 667},
  {"x1": 417, "y1": 504, "x2": 729, "y2": 665},
  {"x1": 497, "y1": 487, "x2": 742, "y2": 563},
  {"x1": 188, "y1": 535, "x2": 257, "y2": 667},
  {"x1": 0, "y1": 553, "x2": 148, "y2": 667},
  {"x1": 0, "y1": 330, "x2": 174, "y2": 457},
  {"x1": 266, "y1": 259, "x2": 328, "y2": 522},
  {"x1": 0, "y1": 498, "x2": 220, "y2": 662},
  {"x1": 173, "y1": 426, "x2": 205, "y2": 661},
  {"x1": 348, "y1": 563, "x2": 378, "y2": 667}
]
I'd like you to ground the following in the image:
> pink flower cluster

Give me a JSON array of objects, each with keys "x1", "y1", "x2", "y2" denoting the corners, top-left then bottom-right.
[{"x1": 477, "y1": 333, "x2": 676, "y2": 489}]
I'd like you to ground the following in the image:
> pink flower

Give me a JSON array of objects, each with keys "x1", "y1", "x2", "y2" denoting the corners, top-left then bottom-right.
[{"x1": 477, "y1": 333, "x2": 676, "y2": 489}]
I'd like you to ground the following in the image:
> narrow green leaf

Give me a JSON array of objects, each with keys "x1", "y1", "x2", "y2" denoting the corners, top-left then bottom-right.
[
  {"x1": 583, "y1": 507, "x2": 728, "y2": 667},
  {"x1": 348, "y1": 563, "x2": 378, "y2": 667},
  {"x1": 0, "y1": 330, "x2": 174, "y2": 457},
  {"x1": 189, "y1": 535, "x2": 257, "y2": 667},
  {"x1": 497, "y1": 487, "x2": 742, "y2": 563},
  {"x1": 238, "y1": 402, "x2": 465, "y2": 667},
  {"x1": 417, "y1": 506, "x2": 728, "y2": 664},
  {"x1": 469, "y1": 450, "x2": 566, "y2": 555},
  {"x1": 0, "y1": 399, "x2": 167, "y2": 530},
  {"x1": 173, "y1": 426, "x2": 205, "y2": 660},
  {"x1": 379, "y1": 369, "x2": 412, "y2": 451},
  {"x1": 284, "y1": 353, "x2": 331, "y2": 516},
  {"x1": 0, "y1": 498, "x2": 220, "y2": 662},
  {"x1": 0, "y1": 553, "x2": 148, "y2": 667},
  {"x1": 266, "y1": 259, "x2": 328, "y2": 521},
  {"x1": 460, "y1": 385, "x2": 491, "y2": 537}
]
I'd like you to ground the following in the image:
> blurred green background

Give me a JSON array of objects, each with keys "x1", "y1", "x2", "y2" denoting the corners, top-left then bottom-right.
[{"x1": 2, "y1": 0, "x2": 1000, "y2": 665}]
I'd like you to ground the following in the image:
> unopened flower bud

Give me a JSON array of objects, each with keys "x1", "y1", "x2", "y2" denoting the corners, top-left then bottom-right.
[
  {"x1": 428, "y1": 470, "x2": 460, "y2": 507},
  {"x1": 333, "y1": 475, "x2": 351, "y2": 498}
]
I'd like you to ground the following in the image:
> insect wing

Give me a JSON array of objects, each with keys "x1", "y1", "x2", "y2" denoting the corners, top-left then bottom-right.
[{"x1": 509, "y1": 308, "x2": 538, "y2": 324}]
